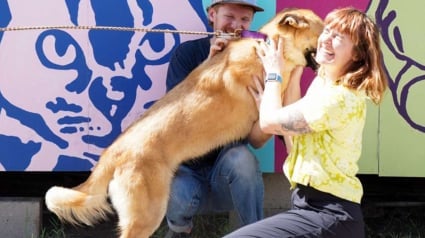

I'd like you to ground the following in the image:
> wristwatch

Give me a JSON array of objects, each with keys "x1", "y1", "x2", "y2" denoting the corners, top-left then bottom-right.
[{"x1": 266, "y1": 73, "x2": 282, "y2": 83}]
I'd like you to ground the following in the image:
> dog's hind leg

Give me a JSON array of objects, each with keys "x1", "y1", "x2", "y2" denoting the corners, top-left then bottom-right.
[{"x1": 109, "y1": 162, "x2": 173, "y2": 238}]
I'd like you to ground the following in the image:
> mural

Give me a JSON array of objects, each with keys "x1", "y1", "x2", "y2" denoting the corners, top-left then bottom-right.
[
  {"x1": 0, "y1": 0, "x2": 207, "y2": 171},
  {"x1": 374, "y1": 0, "x2": 425, "y2": 132},
  {"x1": 367, "y1": 0, "x2": 425, "y2": 176},
  {"x1": 0, "y1": 0, "x2": 274, "y2": 171},
  {"x1": 0, "y1": 0, "x2": 424, "y2": 175}
]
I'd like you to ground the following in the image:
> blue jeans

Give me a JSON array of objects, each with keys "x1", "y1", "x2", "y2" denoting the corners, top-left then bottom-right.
[{"x1": 166, "y1": 143, "x2": 264, "y2": 233}]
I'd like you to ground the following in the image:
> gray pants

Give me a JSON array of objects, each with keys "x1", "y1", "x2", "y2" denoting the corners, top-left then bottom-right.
[{"x1": 223, "y1": 184, "x2": 365, "y2": 238}]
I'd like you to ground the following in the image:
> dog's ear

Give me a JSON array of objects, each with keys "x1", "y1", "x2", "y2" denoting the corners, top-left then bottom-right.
[{"x1": 280, "y1": 13, "x2": 309, "y2": 29}]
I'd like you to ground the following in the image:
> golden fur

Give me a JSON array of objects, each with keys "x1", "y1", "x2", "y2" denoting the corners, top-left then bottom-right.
[{"x1": 45, "y1": 8, "x2": 323, "y2": 238}]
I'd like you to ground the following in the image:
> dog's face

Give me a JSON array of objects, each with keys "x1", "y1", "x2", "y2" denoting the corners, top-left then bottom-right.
[{"x1": 261, "y1": 8, "x2": 324, "y2": 70}]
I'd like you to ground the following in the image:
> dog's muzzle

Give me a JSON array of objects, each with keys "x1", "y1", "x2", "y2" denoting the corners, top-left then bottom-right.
[{"x1": 304, "y1": 49, "x2": 319, "y2": 71}]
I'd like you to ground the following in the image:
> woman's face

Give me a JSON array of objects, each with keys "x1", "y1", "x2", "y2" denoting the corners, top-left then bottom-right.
[{"x1": 315, "y1": 26, "x2": 355, "y2": 77}]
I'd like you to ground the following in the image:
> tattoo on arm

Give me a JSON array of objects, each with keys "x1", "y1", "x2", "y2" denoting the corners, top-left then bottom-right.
[{"x1": 278, "y1": 110, "x2": 312, "y2": 134}]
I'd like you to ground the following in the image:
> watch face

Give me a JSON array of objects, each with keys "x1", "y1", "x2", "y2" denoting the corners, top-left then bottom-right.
[
  {"x1": 267, "y1": 73, "x2": 277, "y2": 80},
  {"x1": 266, "y1": 73, "x2": 282, "y2": 82}
]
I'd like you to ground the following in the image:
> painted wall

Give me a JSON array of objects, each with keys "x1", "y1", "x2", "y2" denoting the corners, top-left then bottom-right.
[{"x1": 0, "y1": 0, "x2": 424, "y2": 176}]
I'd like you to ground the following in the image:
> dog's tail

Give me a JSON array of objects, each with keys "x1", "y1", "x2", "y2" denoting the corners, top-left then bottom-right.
[
  {"x1": 45, "y1": 161, "x2": 115, "y2": 226},
  {"x1": 45, "y1": 185, "x2": 113, "y2": 226}
]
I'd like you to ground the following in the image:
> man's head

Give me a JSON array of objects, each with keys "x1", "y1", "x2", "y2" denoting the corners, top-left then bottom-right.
[
  {"x1": 207, "y1": 0, "x2": 264, "y2": 12},
  {"x1": 206, "y1": 0, "x2": 263, "y2": 32}
]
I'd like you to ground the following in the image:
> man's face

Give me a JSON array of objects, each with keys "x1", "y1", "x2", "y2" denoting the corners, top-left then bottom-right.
[{"x1": 209, "y1": 4, "x2": 254, "y2": 33}]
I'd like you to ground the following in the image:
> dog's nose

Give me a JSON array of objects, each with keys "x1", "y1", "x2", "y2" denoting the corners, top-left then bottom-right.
[{"x1": 305, "y1": 50, "x2": 320, "y2": 71}]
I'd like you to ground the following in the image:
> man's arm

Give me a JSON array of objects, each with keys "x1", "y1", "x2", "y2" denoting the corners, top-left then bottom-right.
[{"x1": 247, "y1": 120, "x2": 272, "y2": 149}]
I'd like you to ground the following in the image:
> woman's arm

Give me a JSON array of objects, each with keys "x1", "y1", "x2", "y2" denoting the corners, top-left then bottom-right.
[
  {"x1": 280, "y1": 66, "x2": 303, "y2": 152},
  {"x1": 259, "y1": 68, "x2": 311, "y2": 137},
  {"x1": 254, "y1": 38, "x2": 312, "y2": 137}
]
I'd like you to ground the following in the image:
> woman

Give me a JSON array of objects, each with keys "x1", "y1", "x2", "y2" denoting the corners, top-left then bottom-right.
[{"x1": 224, "y1": 7, "x2": 388, "y2": 238}]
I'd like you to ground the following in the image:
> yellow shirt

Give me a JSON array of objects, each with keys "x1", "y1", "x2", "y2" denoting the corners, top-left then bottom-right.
[{"x1": 284, "y1": 76, "x2": 367, "y2": 203}]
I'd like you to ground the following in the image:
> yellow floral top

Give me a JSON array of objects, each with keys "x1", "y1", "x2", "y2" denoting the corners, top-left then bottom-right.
[{"x1": 284, "y1": 76, "x2": 367, "y2": 203}]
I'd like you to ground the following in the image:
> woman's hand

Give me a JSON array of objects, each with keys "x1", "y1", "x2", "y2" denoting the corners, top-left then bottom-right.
[
  {"x1": 248, "y1": 75, "x2": 264, "y2": 111},
  {"x1": 255, "y1": 37, "x2": 285, "y2": 74}
]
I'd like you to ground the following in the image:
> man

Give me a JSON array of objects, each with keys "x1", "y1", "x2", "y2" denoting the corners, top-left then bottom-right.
[{"x1": 164, "y1": 1, "x2": 271, "y2": 237}]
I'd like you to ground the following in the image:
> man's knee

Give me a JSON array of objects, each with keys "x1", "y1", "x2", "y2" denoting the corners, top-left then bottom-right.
[
  {"x1": 168, "y1": 170, "x2": 203, "y2": 209},
  {"x1": 220, "y1": 145, "x2": 260, "y2": 176}
]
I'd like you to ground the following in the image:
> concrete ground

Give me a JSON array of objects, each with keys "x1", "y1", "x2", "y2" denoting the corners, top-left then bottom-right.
[{"x1": 4, "y1": 173, "x2": 425, "y2": 237}]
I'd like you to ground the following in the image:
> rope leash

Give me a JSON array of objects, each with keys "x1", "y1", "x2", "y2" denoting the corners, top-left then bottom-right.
[{"x1": 0, "y1": 25, "x2": 241, "y2": 39}]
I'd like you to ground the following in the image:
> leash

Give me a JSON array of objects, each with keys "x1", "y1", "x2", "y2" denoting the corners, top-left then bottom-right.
[{"x1": 0, "y1": 25, "x2": 266, "y2": 40}]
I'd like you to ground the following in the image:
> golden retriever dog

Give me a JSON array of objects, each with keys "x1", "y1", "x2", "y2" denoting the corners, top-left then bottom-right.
[{"x1": 45, "y1": 8, "x2": 323, "y2": 238}]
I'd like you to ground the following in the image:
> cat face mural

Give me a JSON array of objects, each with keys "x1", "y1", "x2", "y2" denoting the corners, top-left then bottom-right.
[{"x1": 0, "y1": 0, "x2": 207, "y2": 171}]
